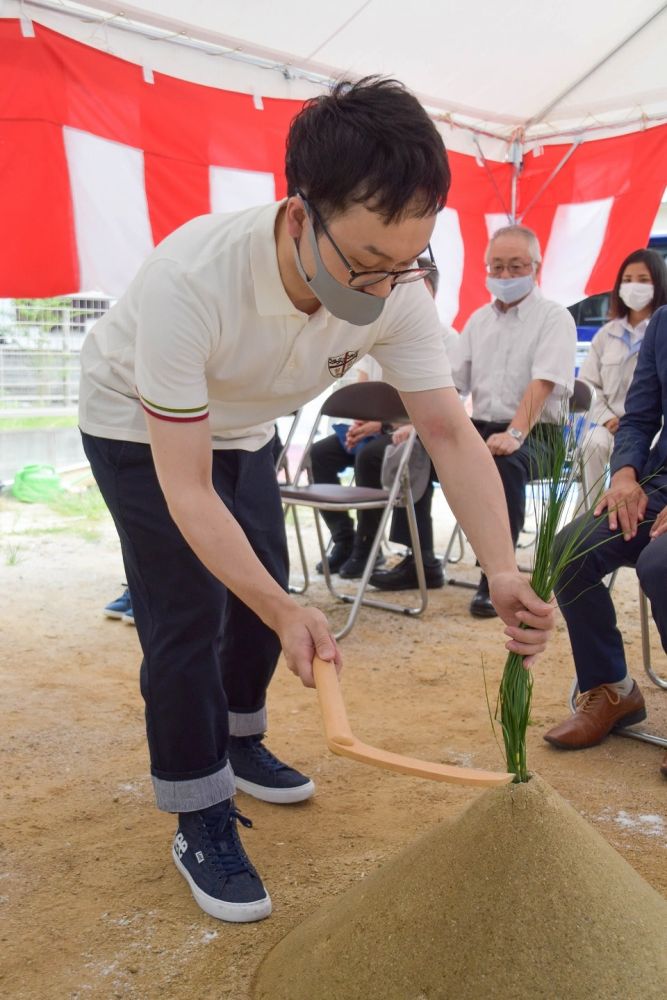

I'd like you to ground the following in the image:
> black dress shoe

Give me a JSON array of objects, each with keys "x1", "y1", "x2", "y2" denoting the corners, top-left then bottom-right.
[
  {"x1": 338, "y1": 549, "x2": 385, "y2": 579},
  {"x1": 469, "y1": 575, "x2": 497, "y2": 618},
  {"x1": 369, "y1": 553, "x2": 444, "y2": 590},
  {"x1": 315, "y1": 539, "x2": 353, "y2": 575}
]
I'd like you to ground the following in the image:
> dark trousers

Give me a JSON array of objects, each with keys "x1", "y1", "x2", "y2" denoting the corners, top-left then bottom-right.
[
  {"x1": 390, "y1": 421, "x2": 558, "y2": 557},
  {"x1": 389, "y1": 469, "x2": 435, "y2": 554},
  {"x1": 472, "y1": 420, "x2": 560, "y2": 547},
  {"x1": 82, "y1": 432, "x2": 288, "y2": 790},
  {"x1": 554, "y1": 472, "x2": 667, "y2": 692},
  {"x1": 310, "y1": 432, "x2": 392, "y2": 546}
]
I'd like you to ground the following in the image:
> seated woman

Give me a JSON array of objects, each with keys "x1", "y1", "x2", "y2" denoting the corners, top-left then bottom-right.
[{"x1": 578, "y1": 248, "x2": 667, "y2": 506}]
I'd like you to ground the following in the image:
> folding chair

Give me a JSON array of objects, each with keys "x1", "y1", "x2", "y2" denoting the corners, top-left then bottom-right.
[
  {"x1": 568, "y1": 583, "x2": 667, "y2": 750},
  {"x1": 280, "y1": 381, "x2": 428, "y2": 640},
  {"x1": 275, "y1": 409, "x2": 309, "y2": 595},
  {"x1": 444, "y1": 377, "x2": 597, "y2": 587}
]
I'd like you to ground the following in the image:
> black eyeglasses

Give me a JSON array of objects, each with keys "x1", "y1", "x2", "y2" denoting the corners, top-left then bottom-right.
[{"x1": 297, "y1": 192, "x2": 437, "y2": 289}]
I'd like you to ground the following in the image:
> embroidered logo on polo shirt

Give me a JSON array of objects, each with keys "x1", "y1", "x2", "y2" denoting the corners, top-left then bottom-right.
[{"x1": 328, "y1": 351, "x2": 359, "y2": 379}]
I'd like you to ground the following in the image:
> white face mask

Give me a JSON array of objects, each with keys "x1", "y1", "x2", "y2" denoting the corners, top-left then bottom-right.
[
  {"x1": 618, "y1": 282, "x2": 654, "y2": 312},
  {"x1": 485, "y1": 273, "x2": 534, "y2": 304}
]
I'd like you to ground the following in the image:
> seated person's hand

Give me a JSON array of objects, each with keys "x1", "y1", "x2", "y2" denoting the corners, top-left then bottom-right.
[
  {"x1": 345, "y1": 420, "x2": 382, "y2": 450},
  {"x1": 486, "y1": 432, "x2": 521, "y2": 456},
  {"x1": 487, "y1": 571, "x2": 556, "y2": 668},
  {"x1": 603, "y1": 416, "x2": 620, "y2": 434},
  {"x1": 391, "y1": 424, "x2": 413, "y2": 445},
  {"x1": 649, "y1": 505, "x2": 667, "y2": 539},
  {"x1": 594, "y1": 469, "x2": 648, "y2": 540}
]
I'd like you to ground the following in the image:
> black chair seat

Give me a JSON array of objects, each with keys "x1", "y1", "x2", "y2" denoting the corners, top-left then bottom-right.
[{"x1": 280, "y1": 483, "x2": 390, "y2": 506}]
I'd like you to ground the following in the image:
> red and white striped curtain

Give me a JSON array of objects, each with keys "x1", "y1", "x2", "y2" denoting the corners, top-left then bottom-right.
[{"x1": 1, "y1": 19, "x2": 666, "y2": 328}]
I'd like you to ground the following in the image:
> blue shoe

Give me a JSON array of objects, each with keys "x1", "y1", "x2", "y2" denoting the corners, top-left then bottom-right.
[
  {"x1": 121, "y1": 607, "x2": 135, "y2": 626},
  {"x1": 228, "y1": 734, "x2": 315, "y2": 804},
  {"x1": 104, "y1": 587, "x2": 131, "y2": 619},
  {"x1": 173, "y1": 800, "x2": 271, "y2": 923}
]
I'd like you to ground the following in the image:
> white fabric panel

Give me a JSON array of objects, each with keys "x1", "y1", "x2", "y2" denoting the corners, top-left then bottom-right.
[
  {"x1": 485, "y1": 213, "x2": 511, "y2": 242},
  {"x1": 63, "y1": 127, "x2": 154, "y2": 296},
  {"x1": 540, "y1": 198, "x2": 614, "y2": 305},
  {"x1": 430, "y1": 208, "x2": 464, "y2": 328},
  {"x1": 209, "y1": 166, "x2": 276, "y2": 214}
]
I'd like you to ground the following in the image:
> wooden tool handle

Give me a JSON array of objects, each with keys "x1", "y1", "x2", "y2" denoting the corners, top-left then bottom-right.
[
  {"x1": 313, "y1": 657, "x2": 354, "y2": 746},
  {"x1": 312, "y1": 655, "x2": 513, "y2": 787}
]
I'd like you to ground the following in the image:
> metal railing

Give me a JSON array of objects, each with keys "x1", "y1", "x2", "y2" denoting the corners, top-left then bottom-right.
[{"x1": 0, "y1": 297, "x2": 113, "y2": 414}]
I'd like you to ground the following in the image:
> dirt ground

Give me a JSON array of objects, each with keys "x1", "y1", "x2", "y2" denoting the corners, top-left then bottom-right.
[{"x1": 1, "y1": 487, "x2": 666, "y2": 1000}]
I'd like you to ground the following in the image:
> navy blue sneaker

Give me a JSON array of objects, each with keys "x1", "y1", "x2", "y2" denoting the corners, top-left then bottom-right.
[
  {"x1": 104, "y1": 587, "x2": 131, "y2": 619},
  {"x1": 228, "y1": 734, "x2": 315, "y2": 804},
  {"x1": 172, "y1": 800, "x2": 271, "y2": 923}
]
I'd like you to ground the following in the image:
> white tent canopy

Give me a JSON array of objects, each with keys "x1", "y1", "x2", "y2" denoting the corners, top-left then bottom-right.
[{"x1": 10, "y1": 0, "x2": 667, "y2": 157}]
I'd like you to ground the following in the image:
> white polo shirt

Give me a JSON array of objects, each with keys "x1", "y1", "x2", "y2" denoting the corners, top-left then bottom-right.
[
  {"x1": 79, "y1": 201, "x2": 453, "y2": 451},
  {"x1": 449, "y1": 287, "x2": 576, "y2": 424}
]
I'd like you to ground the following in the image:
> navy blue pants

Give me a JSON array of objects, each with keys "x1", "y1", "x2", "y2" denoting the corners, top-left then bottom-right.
[
  {"x1": 391, "y1": 419, "x2": 559, "y2": 555},
  {"x1": 310, "y1": 431, "x2": 392, "y2": 545},
  {"x1": 82, "y1": 432, "x2": 289, "y2": 812},
  {"x1": 554, "y1": 472, "x2": 667, "y2": 692}
]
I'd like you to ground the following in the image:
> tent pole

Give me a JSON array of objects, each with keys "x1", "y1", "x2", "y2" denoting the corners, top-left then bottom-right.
[
  {"x1": 472, "y1": 136, "x2": 511, "y2": 221},
  {"x1": 518, "y1": 139, "x2": 582, "y2": 222},
  {"x1": 508, "y1": 136, "x2": 523, "y2": 223}
]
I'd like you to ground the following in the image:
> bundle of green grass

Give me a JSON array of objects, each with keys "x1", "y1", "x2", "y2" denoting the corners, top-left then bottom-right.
[{"x1": 253, "y1": 776, "x2": 667, "y2": 1000}]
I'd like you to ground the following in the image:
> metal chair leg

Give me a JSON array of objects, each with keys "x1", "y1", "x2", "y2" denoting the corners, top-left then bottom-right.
[
  {"x1": 323, "y1": 492, "x2": 428, "y2": 641},
  {"x1": 639, "y1": 584, "x2": 667, "y2": 690}
]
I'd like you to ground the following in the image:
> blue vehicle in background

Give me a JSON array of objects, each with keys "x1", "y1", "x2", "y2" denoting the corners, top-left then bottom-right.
[{"x1": 568, "y1": 235, "x2": 667, "y2": 370}]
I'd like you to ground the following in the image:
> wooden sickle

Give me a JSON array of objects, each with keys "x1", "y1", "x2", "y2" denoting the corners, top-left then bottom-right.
[{"x1": 313, "y1": 657, "x2": 513, "y2": 787}]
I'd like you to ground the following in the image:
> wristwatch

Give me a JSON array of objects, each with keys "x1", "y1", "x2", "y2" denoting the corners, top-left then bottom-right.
[{"x1": 507, "y1": 427, "x2": 524, "y2": 442}]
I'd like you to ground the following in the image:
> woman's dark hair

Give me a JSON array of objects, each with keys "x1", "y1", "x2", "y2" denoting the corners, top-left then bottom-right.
[
  {"x1": 285, "y1": 76, "x2": 450, "y2": 223},
  {"x1": 610, "y1": 248, "x2": 667, "y2": 318}
]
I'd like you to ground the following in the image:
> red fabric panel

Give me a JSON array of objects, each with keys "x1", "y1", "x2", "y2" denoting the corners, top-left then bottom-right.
[
  {"x1": 0, "y1": 20, "x2": 302, "y2": 293},
  {"x1": 0, "y1": 18, "x2": 665, "y2": 313},
  {"x1": 144, "y1": 155, "x2": 210, "y2": 246},
  {"x1": 447, "y1": 126, "x2": 667, "y2": 327},
  {"x1": 446, "y1": 151, "x2": 512, "y2": 327},
  {"x1": 0, "y1": 120, "x2": 78, "y2": 295}
]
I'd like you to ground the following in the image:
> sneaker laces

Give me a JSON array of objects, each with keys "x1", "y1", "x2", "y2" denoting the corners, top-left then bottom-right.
[
  {"x1": 242, "y1": 736, "x2": 291, "y2": 774},
  {"x1": 575, "y1": 685, "x2": 621, "y2": 714},
  {"x1": 203, "y1": 805, "x2": 256, "y2": 879}
]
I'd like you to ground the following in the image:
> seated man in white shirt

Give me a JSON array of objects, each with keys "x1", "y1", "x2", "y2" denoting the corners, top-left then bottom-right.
[{"x1": 450, "y1": 224, "x2": 577, "y2": 617}]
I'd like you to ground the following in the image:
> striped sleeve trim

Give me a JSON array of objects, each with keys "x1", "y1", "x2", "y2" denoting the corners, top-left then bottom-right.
[{"x1": 139, "y1": 393, "x2": 209, "y2": 423}]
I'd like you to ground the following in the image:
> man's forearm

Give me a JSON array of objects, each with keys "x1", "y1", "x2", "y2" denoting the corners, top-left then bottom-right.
[
  {"x1": 423, "y1": 420, "x2": 516, "y2": 577},
  {"x1": 168, "y1": 487, "x2": 294, "y2": 631},
  {"x1": 509, "y1": 379, "x2": 554, "y2": 436}
]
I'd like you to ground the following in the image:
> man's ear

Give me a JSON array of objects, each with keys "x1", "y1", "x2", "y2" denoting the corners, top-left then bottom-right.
[
  {"x1": 534, "y1": 261, "x2": 542, "y2": 282},
  {"x1": 285, "y1": 196, "x2": 307, "y2": 240}
]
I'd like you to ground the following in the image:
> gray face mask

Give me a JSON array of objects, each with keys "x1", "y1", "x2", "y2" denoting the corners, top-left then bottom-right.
[{"x1": 293, "y1": 215, "x2": 385, "y2": 327}]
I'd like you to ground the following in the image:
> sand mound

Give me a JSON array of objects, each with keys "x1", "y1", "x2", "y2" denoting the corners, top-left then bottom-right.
[{"x1": 253, "y1": 775, "x2": 667, "y2": 1000}]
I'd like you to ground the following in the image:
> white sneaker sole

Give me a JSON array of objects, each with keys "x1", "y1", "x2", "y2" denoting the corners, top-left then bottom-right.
[
  {"x1": 172, "y1": 849, "x2": 272, "y2": 923},
  {"x1": 234, "y1": 776, "x2": 316, "y2": 804},
  {"x1": 121, "y1": 615, "x2": 135, "y2": 626},
  {"x1": 103, "y1": 610, "x2": 124, "y2": 619}
]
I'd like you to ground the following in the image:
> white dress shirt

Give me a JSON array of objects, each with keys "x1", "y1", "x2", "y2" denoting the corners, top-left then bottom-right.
[{"x1": 449, "y1": 287, "x2": 576, "y2": 424}]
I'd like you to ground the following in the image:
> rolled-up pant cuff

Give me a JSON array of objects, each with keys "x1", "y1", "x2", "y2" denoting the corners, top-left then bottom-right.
[
  {"x1": 229, "y1": 707, "x2": 267, "y2": 736},
  {"x1": 152, "y1": 760, "x2": 236, "y2": 813}
]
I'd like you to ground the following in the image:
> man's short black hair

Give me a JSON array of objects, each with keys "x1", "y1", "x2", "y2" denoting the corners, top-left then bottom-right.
[{"x1": 285, "y1": 76, "x2": 450, "y2": 223}]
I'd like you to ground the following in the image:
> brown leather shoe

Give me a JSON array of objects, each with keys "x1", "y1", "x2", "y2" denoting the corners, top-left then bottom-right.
[
  {"x1": 661, "y1": 752, "x2": 667, "y2": 780},
  {"x1": 543, "y1": 682, "x2": 647, "y2": 750}
]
